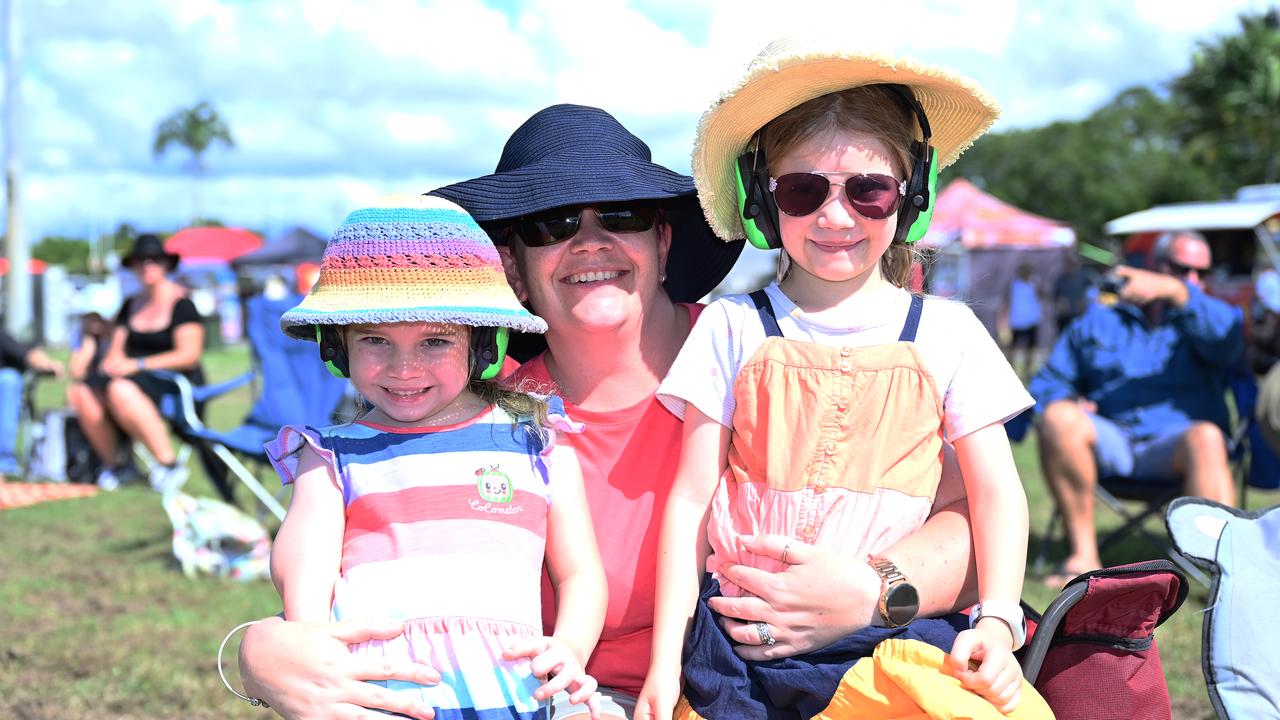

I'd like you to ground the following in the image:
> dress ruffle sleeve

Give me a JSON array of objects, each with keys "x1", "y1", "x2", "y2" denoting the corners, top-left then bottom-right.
[
  {"x1": 538, "y1": 394, "x2": 583, "y2": 457},
  {"x1": 265, "y1": 424, "x2": 340, "y2": 487}
]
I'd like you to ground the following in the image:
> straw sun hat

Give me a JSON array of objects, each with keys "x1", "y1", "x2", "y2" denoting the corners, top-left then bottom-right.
[{"x1": 692, "y1": 35, "x2": 1002, "y2": 242}]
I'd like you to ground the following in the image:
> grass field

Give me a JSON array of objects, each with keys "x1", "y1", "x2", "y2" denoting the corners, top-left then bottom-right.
[{"x1": 1, "y1": 342, "x2": 1275, "y2": 719}]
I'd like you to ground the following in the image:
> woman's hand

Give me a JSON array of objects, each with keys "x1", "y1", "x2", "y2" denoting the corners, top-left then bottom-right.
[
  {"x1": 238, "y1": 616, "x2": 441, "y2": 720},
  {"x1": 705, "y1": 535, "x2": 880, "y2": 661},
  {"x1": 99, "y1": 354, "x2": 135, "y2": 379},
  {"x1": 502, "y1": 635, "x2": 600, "y2": 716}
]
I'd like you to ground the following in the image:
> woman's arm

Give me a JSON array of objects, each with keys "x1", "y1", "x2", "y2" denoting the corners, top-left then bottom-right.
[
  {"x1": 239, "y1": 616, "x2": 441, "y2": 720},
  {"x1": 706, "y1": 440, "x2": 978, "y2": 661},
  {"x1": 99, "y1": 325, "x2": 132, "y2": 378},
  {"x1": 637, "y1": 408, "x2": 729, "y2": 718},
  {"x1": 271, "y1": 446, "x2": 344, "y2": 622}
]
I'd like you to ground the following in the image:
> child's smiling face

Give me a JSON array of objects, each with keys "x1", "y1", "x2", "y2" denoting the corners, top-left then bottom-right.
[
  {"x1": 774, "y1": 128, "x2": 901, "y2": 290},
  {"x1": 345, "y1": 321, "x2": 481, "y2": 428}
]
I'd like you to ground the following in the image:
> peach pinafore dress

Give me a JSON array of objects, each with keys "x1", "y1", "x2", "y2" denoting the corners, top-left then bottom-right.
[{"x1": 679, "y1": 291, "x2": 968, "y2": 720}]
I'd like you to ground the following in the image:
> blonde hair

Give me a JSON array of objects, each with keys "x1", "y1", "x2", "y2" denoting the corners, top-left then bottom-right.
[{"x1": 761, "y1": 85, "x2": 921, "y2": 288}]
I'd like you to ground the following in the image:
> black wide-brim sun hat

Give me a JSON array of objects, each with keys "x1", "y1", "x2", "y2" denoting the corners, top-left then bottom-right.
[
  {"x1": 430, "y1": 104, "x2": 744, "y2": 305},
  {"x1": 121, "y1": 233, "x2": 180, "y2": 271}
]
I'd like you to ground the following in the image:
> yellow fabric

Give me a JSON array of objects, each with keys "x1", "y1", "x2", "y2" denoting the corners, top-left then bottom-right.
[
  {"x1": 819, "y1": 639, "x2": 1055, "y2": 720},
  {"x1": 673, "y1": 639, "x2": 1054, "y2": 719}
]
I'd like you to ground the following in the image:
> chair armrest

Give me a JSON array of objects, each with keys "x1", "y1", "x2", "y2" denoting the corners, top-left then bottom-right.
[
  {"x1": 148, "y1": 370, "x2": 207, "y2": 433},
  {"x1": 1018, "y1": 581, "x2": 1088, "y2": 685},
  {"x1": 190, "y1": 371, "x2": 254, "y2": 404}
]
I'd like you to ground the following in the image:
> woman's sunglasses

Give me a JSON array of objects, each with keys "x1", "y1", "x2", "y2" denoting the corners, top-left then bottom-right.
[
  {"x1": 769, "y1": 172, "x2": 906, "y2": 219},
  {"x1": 505, "y1": 202, "x2": 658, "y2": 247}
]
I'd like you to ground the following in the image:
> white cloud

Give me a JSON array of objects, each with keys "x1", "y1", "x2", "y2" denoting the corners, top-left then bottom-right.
[{"x1": 6, "y1": 0, "x2": 1269, "y2": 242}]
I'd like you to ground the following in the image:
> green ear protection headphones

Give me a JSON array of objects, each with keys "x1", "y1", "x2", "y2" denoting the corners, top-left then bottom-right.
[
  {"x1": 735, "y1": 83, "x2": 939, "y2": 251},
  {"x1": 315, "y1": 325, "x2": 510, "y2": 382}
]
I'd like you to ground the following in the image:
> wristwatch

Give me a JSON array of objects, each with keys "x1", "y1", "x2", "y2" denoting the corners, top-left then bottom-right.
[
  {"x1": 969, "y1": 600, "x2": 1028, "y2": 651},
  {"x1": 868, "y1": 557, "x2": 919, "y2": 627}
]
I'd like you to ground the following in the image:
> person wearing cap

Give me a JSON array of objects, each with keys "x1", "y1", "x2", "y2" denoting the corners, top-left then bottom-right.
[
  {"x1": 78, "y1": 233, "x2": 204, "y2": 492},
  {"x1": 639, "y1": 37, "x2": 1040, "y2": 717},
  {"x1": 234, "y1": 104, "x2": 984, "y2": 720},
  {"x1": 264, "y1": 195, "x2": 606, "y2": 720},
  {"x1": 0, "y1": 329, "x2": 64, "y2": 481},
  {"x1": 1030, "y1": 229, "x2": 1241, "y2": 587}
]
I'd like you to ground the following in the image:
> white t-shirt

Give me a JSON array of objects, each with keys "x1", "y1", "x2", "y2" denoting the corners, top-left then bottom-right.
[{"x1": 658, "y1": 283, "x2": 1033, "y2": 442}]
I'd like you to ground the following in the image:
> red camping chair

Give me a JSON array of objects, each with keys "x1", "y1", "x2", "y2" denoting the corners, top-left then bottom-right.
[{"x1": 1018, "y1": 560, "x2": 1189, "y2": 720}]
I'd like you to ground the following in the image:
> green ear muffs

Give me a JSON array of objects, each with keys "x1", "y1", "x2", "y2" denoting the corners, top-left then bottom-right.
[
  {"x1": 471, "y1": 326, "x2": 510, "y2": 382},
  {"x1": 316, "y1": 325, "x2": 350, "y2": 379},
  {"x1": 737, "y1": 149, "x2": 782, "y2": 250},
  {"x1": 904, "y1": 147, "x2": 938, "y2": 243}
]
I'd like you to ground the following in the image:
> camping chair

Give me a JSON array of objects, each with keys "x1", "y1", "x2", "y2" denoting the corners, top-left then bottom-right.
[
  {"x1": 1031, "y1": 376, "x2": 1265, "y2": 588},
  {"x1": 1018, "y1": 560, "x2": 1190, "y2": 720},
  {"x1": 154, "y1": 294, "x2": 348, "y2": 521}
]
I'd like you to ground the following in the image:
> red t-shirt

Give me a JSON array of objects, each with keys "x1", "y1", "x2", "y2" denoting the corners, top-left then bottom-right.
[{"x1": 512, "y1": 303, "x2": 702, "y2": 696}]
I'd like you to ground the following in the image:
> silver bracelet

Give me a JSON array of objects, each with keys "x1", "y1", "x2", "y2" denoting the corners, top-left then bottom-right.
[{"x1": 218, "y1": 619, "x2": 270, "y2": 708}]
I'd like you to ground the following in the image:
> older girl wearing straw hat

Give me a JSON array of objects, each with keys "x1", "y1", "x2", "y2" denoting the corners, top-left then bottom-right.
[
  {"x1": 267, "y1": 195, "x2": 606, "y2": 720},
  {"x1": 641, "y1": 38, "x2": 1040, "y2": 718}
]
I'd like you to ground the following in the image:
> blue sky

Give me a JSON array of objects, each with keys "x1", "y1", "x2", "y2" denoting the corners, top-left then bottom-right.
[{"x1": 9, "y1": 0, "x2": 1272, "y2": 245}]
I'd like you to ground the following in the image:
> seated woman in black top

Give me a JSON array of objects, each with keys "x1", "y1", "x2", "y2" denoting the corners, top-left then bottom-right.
[{"x1": 82, "y1": 234, "x2": 204, "y2": 492}]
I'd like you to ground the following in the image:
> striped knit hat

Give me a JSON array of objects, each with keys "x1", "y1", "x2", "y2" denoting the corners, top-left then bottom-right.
[{"x1": 279, "y1": 194, "x2": 547, "y2": 339}]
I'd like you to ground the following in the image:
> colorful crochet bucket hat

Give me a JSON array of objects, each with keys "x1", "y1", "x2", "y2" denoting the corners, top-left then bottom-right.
[
  {"x1": 279, "y1": 194, "x2": 547, "y2": 339},
  {"x1": 692, "y1": 34, "x2": 1001, "y2": 242}
]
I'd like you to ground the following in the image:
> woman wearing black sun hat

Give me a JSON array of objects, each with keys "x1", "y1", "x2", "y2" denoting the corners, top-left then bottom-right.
[{"x1": 78, "y1": 233, "x2": 205, "y2": 493}]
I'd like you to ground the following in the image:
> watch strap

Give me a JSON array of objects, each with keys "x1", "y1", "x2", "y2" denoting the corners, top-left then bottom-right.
[
  {"x1": 867, "y1": 557, "x2": 913, "y2": 627},
  {"x1": 968, "y1": 600, "x2": 1028, "y2": 651}
]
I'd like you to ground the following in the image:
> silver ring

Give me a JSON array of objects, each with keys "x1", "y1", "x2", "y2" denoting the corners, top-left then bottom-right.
[
  {"x1": 781, "y1": 541, "x2": 792, "y2": 565},
  {"x1": 755, "y1": 621, "x2": 776, "y2": 646}
]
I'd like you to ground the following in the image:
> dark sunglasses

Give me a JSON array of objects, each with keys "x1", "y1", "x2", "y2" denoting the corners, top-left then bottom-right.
[
  {"x1": 1164, "y1": 260, "x2": 1206, "y2": 278},
  {"x1": 769, "y1": 172, "x2": 906, "y2": 219},
  {"x1": 505, "y1": 202, "x2": 658, "y2": 247}
]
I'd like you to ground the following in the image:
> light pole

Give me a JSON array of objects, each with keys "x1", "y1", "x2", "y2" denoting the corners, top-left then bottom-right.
[{"x1": 2, "y1": 0, "x2": 31, "y2": 338}]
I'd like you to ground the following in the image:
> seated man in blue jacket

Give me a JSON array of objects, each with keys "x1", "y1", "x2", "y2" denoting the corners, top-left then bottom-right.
[{"x1": 1030, "y1": 230, "x2": 1242, "y2": 584}]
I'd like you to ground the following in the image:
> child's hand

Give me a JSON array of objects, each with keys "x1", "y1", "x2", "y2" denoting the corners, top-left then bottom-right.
[
  {"x1": 947, "y1": 623, "x2": 1024, "y2": 713},
  {"x1": 503, "y1": 636, "x2": 601, "y2": 717},
  {"x1": 635, "y1": 667, "x2": 682, "y2": 720}
]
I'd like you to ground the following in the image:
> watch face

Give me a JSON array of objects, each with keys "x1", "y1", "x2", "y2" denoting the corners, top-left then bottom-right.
[{"x1": 885, "y1": 583, "x2": 920, "y2": 626}]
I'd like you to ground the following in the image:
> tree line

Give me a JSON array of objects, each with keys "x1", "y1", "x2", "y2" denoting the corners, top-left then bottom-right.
[{"x1": 949, "y1": 9, "x2": 1280, "y2": 243}]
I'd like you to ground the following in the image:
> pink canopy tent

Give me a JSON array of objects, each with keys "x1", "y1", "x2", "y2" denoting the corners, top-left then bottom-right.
[
  {"x1": 920, "y1": 179, "x2": 1078, "y2": 345},
  {"x1": 164, "y1": 227, "x2": 264, "y2": 265},
  {"x1": 920, "y1": 178, "x2": 1076, "y2": 249}
]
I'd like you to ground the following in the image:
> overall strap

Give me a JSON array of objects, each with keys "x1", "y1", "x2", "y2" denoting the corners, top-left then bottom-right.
[
  {"x1": 898, "y1": 294, "x2": 924, "y2": 342},
  {"x1": 749, "y1": 289, "x2": 784, "y2": 339}
]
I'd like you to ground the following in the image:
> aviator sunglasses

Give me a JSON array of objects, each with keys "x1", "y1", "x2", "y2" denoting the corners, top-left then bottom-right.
[
  {"x1": 769, "y1": 172, "x2": 906, "y2": 219},
  {"x1": 505, "y1": 201, "x2": 658, "y2": 247}
]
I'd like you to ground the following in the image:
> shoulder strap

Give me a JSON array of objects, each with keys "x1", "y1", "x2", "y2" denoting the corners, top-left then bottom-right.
[
  {"x1": 898, "y1": 294, "x2": 924, "y2": 342},
  {"x1": 749, "y1": 289, "x2": 784, "y2": 339}
]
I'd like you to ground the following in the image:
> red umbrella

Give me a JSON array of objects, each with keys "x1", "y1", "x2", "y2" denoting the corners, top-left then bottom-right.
[
  {"x1": 165, "y1": 227, "x2": 264, "y2": 264},
  {"x1": 0, "y1": 258, "x2": 47, "y2": 275}
]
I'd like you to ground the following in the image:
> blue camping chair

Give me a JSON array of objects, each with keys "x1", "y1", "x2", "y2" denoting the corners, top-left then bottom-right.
[{"x1": 155, "y1": 294, "x2": 348, "y2": 521}]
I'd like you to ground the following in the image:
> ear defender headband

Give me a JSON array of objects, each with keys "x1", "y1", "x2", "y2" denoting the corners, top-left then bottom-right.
[
  {"x1": 469, "y1": 326, "x2": 509, "y2": 382},
  {"x1": 734, "y1": 83, "x2": 939, "y2": 251},
  {"x1": 315, "y1": 325, "x2": 509, "y2": 383},
  {"x1": 317, "y1": 325, "x2": 350, "y2": 379}
]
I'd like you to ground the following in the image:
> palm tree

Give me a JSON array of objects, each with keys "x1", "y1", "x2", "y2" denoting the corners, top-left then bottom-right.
[{"x1": 153, "y1": 101, "x2": 235, "y2": 222}]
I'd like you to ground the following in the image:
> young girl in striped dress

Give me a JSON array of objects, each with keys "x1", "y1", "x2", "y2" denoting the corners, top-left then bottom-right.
[{"x1": 267, "y1": 195, "x2": 606, "y2": 720}]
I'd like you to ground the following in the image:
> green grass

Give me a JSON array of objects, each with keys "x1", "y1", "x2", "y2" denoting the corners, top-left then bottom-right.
[{"x1": 1, "y1": 342, "x2": 1276, "y2": 719}]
